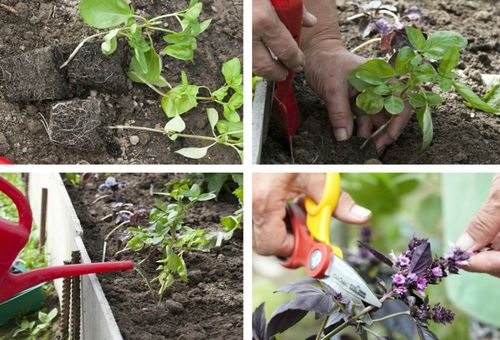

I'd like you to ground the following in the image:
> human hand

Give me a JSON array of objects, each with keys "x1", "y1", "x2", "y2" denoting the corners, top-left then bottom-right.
[
  {"x1": 252, "y1": 0, "x2": 317, "y2": 81},
  {"x1": 252, "y1": 173, "x2": 372, "y2": 257},
  {"x1": 456, "y1": 175, "x2": 500, "y2": 277},
  {"x1": 303, "y1": 39, "x2": 413, "y2": 152}
]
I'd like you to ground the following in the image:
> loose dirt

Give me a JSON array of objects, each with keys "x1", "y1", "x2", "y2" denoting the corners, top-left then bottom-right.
[
  {"x1": 261, "y1": 0, "x2": 500, "y2": 164},
  {"x1": 66, "y1": 173, "x2": 243, "y2": 339},
  {"x1": 0, "y1": 0, "x2": 242, "y2": 164}
]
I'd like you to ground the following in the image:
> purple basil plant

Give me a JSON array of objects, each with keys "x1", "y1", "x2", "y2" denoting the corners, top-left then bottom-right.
[{"x1": 253, "y1": 233, "x2": 471, "y2": 340}]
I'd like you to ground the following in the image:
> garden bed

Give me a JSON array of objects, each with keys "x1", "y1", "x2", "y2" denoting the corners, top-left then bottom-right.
[
  {"x1": 0, "y1": 0, "x2": 242, "y2": 164},
  {"x1": 65, "y1": 174, "x2": 243, "y2": 339},
  {"x1": 261, "y1": 0, "x2": 500, "y2": 164}
]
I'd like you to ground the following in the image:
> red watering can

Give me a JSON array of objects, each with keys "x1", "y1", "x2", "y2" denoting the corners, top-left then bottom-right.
[
  {"x1": 0, "y1": 176, "x2": 134, "y2": 303},
  {"x1": 0, "y1": 157, "x2": 14, "y2": 165}
]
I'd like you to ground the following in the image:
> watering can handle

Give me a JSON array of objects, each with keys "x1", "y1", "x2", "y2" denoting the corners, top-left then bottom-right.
[{"x1": 0, "y1": 176, "x2": 32, "y2": 238}]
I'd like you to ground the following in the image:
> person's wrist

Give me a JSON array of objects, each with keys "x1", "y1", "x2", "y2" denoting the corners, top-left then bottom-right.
[{"x1": 302, "y1": 32, "x2": 344, "y2": 56}]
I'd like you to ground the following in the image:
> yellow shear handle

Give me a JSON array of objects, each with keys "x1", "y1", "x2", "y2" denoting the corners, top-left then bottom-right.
[{"x1": 305, "y1": 173, "x2": 343, "y2": 258}]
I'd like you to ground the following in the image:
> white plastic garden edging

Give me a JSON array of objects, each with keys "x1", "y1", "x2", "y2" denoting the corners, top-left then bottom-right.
[
  {"x1": 28, "y1": 173, "x2": 124, "y2": 340},
  {"x1": 252, "y1": 80, "x2": 273, "y2": 164}
]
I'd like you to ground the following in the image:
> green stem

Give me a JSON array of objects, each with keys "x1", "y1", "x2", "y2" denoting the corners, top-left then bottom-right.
[
  {"x1": 321, "y1": 293, "x2": 392, "y2": 340},
  {"x1": 346, "y1": 13, "x2": 366, "y2": 21},
  {"x1": 316, "y1": 316, "x2": 329, "y2": 340},
  {"x1": 197, "y1": 96, "x2": 215, "y2": 101},
  {"x1": 129, "y1": 71, "x2": 169, "y2": 95},
  {"x1": 360, "y1": 115, "x2": 395, "y2": 150},
  {"x1": 371, "y1": 311, "x2": 410, "y2": 323},
  {"x1": 60, "y1": 31, "x2": 109, "y2": 68},
  {"x1": 147, "y1": 26, "x2": 176, "y2": 34},
  {"x1": 108, "y1": 125, "x2": 219, "y2": 142},
  {"x1": 351, "y1": 38, "x2": 382, "y2": 54},
  {"x1": 105, "y1": 221, "x2": 129, "y2": 241},
  {"x1": 149, "y1": 12, "x2": 184, "y2": 22}
]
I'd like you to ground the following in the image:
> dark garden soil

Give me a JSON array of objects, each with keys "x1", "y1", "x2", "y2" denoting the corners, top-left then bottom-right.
[
  {"x1": 0, "y1": 0, "x2": 242, "y2": 164},
  {"x1": 261, "y1": 0, "x2": 500, "y2": 164},
  {"x1": 66, "y1": 174, "x2": 243, "y2": 339}
]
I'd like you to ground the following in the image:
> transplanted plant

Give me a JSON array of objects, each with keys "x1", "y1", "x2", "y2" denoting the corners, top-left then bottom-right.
[
  {"x1": 61, "y1": 0, "x2": 210, "y2": 88},
  {"x1": 110, "y1": 58, "x2": 244, "y2": 161},
  {"x1": 122, "y1": 180, "x2": 219, "y2": 303},
  {"x1": 348, "y1": 26, "x2": 500, "y2": 150},
  {"x1": 253, "y1": 235, "x2": 472, "y2": 340}
]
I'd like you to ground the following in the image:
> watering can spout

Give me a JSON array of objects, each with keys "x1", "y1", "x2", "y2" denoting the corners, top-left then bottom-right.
[{"x1": 0, "y1": 261, "x2": 134, "y2": 303}]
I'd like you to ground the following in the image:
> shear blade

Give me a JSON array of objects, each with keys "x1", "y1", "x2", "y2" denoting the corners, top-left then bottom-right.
[{"x1": 322, "y1": 255, "x2": 381, "y2": 308}]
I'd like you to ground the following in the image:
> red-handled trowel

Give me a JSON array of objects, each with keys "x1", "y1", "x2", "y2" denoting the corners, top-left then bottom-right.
[
  {"x1": 270, "y1": 0, "x2": 303, "y2": 143},
  {"x1": 0, "y1": 176, "x2": 134, "y2": 303}
]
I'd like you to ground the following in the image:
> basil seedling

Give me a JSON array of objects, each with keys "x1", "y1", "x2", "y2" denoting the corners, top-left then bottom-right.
[{"x1": 348, "y1": 27, "x2": 499, "y2": 150}]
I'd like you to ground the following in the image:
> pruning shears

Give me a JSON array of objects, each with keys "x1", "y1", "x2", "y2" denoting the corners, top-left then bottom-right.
[
  {"x1": 270, "y1": 0, "x2": 303, "y2": 142},
  {"x1": 281, "y1": 173, "x2": 381, "y2": 307}
]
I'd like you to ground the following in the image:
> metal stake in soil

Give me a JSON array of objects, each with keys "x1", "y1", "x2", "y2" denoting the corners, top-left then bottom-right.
[
  {"x1": 70, "y1": 251, "x2": 82, "y2": 340},
  {"x1": 61, "y1": 260, "x2": 72, "y2": 339}
]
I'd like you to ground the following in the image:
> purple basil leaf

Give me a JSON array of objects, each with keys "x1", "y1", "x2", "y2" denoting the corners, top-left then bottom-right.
[
  {"x1": 276, "y1": 279, "x2": 322, "y2": 296},
  {"x1": 97, "y1": 184, "x2": 109, "y2": 193},
  {"x1": 325, "y1": 306, "x2": 343, "y2": 329},
  {"x1": 266, "y1": 293, "x2": 335, "y2": 338},
  {"x1": 416, "y1": 324, "x2": 438, "y2": 340},
  {"x1": 409, "y1": 241, "x2": 432, "y2": 275},
  {"x1": 362, "y1": 22, "x2": 376, "y2": 38},
  {"x1": 252, "y1": 303, "x2": 267, "y2": 340},
  {"x1": 105, "y1": 176, "x2": 117, "y2": 187},
  {"x1": 375, "y1": 18, "x2": 393, "y2": 35},
  {"x1": 266, "y1": 309, "x2": 308, "y2": 339},
  {"x1": 357, "y1": 241, "x2": 394, "y2": 267}
]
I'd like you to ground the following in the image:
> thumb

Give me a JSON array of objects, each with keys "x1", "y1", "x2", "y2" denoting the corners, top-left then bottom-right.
[
  {"x1": 302, "y1": 5, "x2": 317, "y2": 27},
  {"x1": 325, "y1": 86, "x2": 354, "y2": 142},
  {"x1": 457, "y1": 175, "x2": 500, "y2": 251}
]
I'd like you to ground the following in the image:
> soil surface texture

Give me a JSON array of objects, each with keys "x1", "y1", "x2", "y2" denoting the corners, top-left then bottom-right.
[
  {"x1": 0, "y1": 0, "x2": 242, "y2": 164},
  {"x1": 261, "y1": 0, "x2": 500, "y2": 164},
  {"x1": 66, "y1": 173, "x2": 243, "y2": 339}
]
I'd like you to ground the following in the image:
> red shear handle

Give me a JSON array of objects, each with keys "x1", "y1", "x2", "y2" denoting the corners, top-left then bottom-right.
[
  {"x1": 270, "y1": 0, "x2": 303, "y2": 43},
  {"x1": 0, "y1": 157, "x2": 15, "y2": 165},
  {"x1": 281, "y1": 203, "x2": 332, "y2": 278}
]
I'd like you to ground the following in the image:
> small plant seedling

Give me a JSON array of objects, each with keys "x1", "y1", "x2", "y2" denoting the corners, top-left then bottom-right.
[
  {"x1": 61, "y1": 0, "x2": 210, "y2": 88},
  {"x1": 110, "y1": 58, "x2": 244, "y2": 161},
  {"x1": 348, "y1": 27, "x2": 500, "y2": 150},
  {"x1": 253, "y1": 235, "x2": 471, "y2": 340},
  {"x1": 12, "y1": 308, "x2": 58, "y2": 340},
  {"x1": 123, "y1": 181, "x2": 218, "y2": 303}
]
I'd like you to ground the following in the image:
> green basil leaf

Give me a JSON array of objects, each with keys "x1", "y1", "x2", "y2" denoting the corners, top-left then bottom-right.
[
  {"x1": 374, "y1": 83, "x2": 391, "y2": 95},
  {"x1": 413, "y1": 63, "x2": 437, "y2": 83},
  {"x1": 216, "y1": 120, "x2": 243, "y2": 139},
  {"x1": 222, "y1": 104, "x2": 241, "y2": 122},
  {"x1": 439, "y1": 47, "x2": 460, "y2": 74},
  {"x1": 176, "y1": 146, "x2": 211, "y2": 159},
  {"x1": 101, "y1": 29, "x2": 119, "y2": 55},
  {"x1": 222, "y1": 58, "x2": 242, "y2": 87},
  {"x1": 389, "y1": 81, "x2": 406, "y2": 94},
  {"x1": 164, "y1": 114, "x2": 186, "y2": 133},
  {"x1": 162, "y1": 42, "x2": 195, "y2": 61},
  {"x1": 212, "y1": 86, "x2": 229, "y2": 101},
  {"x1": 79, "y1": 0, "x2": 133, "y2": 29},
  {"x1": 161, "y1": 74, "x2": 200, "y2": 117},
  {"x1": 438, "y1": 77, "x2": 453, "y2": 92},
  {"x1": 405, "y1": 26, "x2": 426, "y2": 51},
  {"x1": 350, "y1": 59, "x2": 396, "y2": 81},
  {"x1": 207, "y1": 108, "x2": 219, "y2": 130},
  {"x1": 423, "y1": 31, "x2": 467, "y2": 60},
  {"x1": 228, "y1": 91, "x2": 243, "y2": 110},
  {"x1": 347, "y1": 73, "x2": 371, "y2": 92},
  {"x1": 128, "y1": 48, "x2": 163, "y2": 85},
  {"x1": 356, "y1": 89, "x2": 384, "y2": 115},
  {"x1": 395, "y1": 46, "x2": 415, "y2": 74},
  {"x1": 424, "y1": 91, "x2": 443, "y2": 106},
  {"x1": 410, "y1": 54, "x2": 423, "y2": 67},
  {"x1": 409, "y1": 92, "x2": 427, "y2": 108},
  {"x1": 417, "y1": 104, "x2": 433, "y2": 150},
  {"x1": 355, "y1": 70, "x2": 385, "y2": 85},
  {"x1": 384, "y1": 95, "x2": 404, "y2": 115},
  {"x1": 453, "y1": 81, "x2": 500, "y2": 114}
]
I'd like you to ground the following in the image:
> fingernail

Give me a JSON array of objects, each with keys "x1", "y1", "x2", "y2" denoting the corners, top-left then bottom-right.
[
  {"x1": 304, "y1": 12, "x2": 317, "y2": 25},
  {"x1": 334, "y1": 128, "x2": 348, "y2": 141},
  {"x1": 456, "y1": 232, "x2": 474, "y2": 250},
  {"x1": 351, "y1": 205, "x2": 371, "y2": 219},
  {"x1": 376, "y1": 144, "x2": 387, "y2": 154}
]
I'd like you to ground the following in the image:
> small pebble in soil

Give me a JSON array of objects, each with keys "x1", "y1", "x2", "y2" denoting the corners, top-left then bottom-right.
[
  {"x1": 129, "y1": 135, "x2": 140, "y2": 145},
  {"x1": 165, "y1": 300, "x2": 184, "y2": 315}
]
